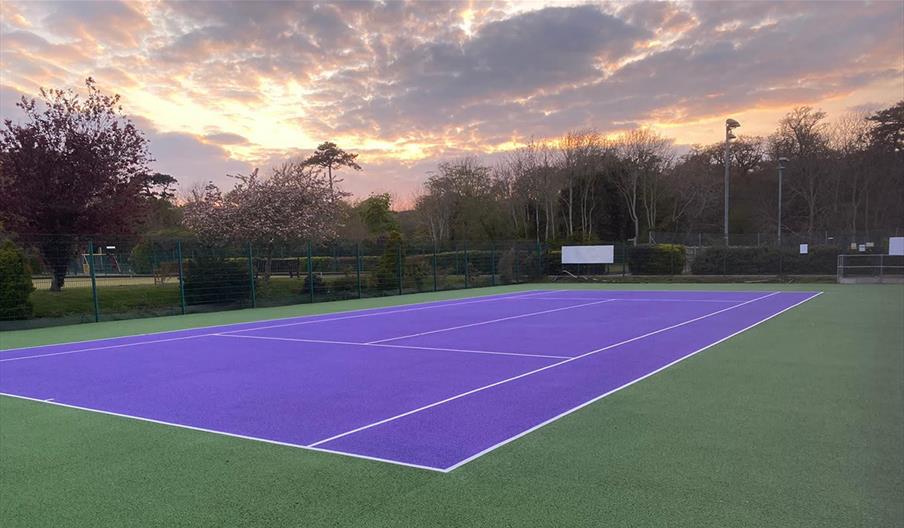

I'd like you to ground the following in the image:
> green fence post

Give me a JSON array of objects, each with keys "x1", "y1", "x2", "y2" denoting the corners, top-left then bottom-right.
[
  {"x1": 490, "y1": 243, "x2": 496, "y2": 286},
  {"x1": 397, "y1": 242, "x2": 403, "y2": 295},
  {"x1": 464, "y1": 242, "x2": 470, "y2": 288},
  {"x1": 355, "y1": 242, "x2": 362, "y2": 299},
  {"x1": 432, "y1": 242, "x2": 438, "y2": 292},
  {"x1": 307, "y1": 241, "x2": 314, "y2": 303},
  {"x1": 87, "y1": 240, "x2": 100, "y2": 322},
  {"x1": 247, "y1": 242, "x2": 256, "y2": 308},
  {"x1": 176, "y1": 240, "x2": 186, "y2": 315}
]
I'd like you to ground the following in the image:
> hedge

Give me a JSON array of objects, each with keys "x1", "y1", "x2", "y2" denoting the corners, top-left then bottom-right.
[
  {"x1": 691, "y1": 246, "x2": 841, "y2": 275},
  {"x1": 628, "y1": 244, "x2": 687, "y2": 275},
  {"x1": 0, "y1": 240, "x2": 35, "y2": 320}
]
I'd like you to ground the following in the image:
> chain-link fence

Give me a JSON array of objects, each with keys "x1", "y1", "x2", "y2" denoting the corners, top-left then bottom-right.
[
  {"x1": 1, "y1": 235, "x2": 546, "y2": 330},
  {"x1": 3, "y1": 232, "x2": 901, "y2": 330}
]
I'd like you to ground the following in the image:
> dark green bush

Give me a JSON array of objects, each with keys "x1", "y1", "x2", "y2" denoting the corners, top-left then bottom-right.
[
  {"x1": 183, "y1": 256, "x2": 251, "y2": 305},
  {"x1": 303, "y1": 271, "x2": 324, "y2": 293},
  {"x1": 628, "y1": 244, "x2": 686, "y2": 275},
  {"x1": 0, "y1": 240, "x2": 35, "y2": 319},
  {"x1": 374, "y1": 231, "x2": 403, "y2": 291}
]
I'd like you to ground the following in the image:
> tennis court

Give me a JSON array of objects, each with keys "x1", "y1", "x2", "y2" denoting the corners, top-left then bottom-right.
[{"x1": 0, "y1": 289, "x2": 821, "y2": 472}]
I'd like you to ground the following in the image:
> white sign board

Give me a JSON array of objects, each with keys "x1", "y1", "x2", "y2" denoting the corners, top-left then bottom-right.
[
  {"x1": 562, "y1": 245, "x2": 614, "y2": 264},
  {"x1": 799, "y1": 244, "x2": 808, "y2": 255},
  {"x1": 890, "y1": 237, "x2": 904, "y2": 256},
  {"x1": 858, "y1": 244, "x2": 866, "y2": 252}
]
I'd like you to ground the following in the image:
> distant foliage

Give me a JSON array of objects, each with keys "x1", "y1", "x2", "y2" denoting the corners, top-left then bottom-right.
[{"x1": 0, "y1": 240, "x2": 35, "y2": 319}]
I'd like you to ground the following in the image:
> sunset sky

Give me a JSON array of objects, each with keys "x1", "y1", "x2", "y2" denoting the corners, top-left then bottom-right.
[{"x1": 1, "y1": 0, "x2": 902, "y2": 203}]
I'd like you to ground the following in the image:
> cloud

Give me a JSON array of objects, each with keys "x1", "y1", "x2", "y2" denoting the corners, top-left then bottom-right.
[{"x1": 0, "y1": 0, "x2": 900, "y2": 200}]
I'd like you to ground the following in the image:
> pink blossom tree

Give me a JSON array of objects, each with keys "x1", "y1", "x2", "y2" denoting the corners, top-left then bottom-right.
[{"x1": 182, "y1": 161, "x2": 346, "y2": 280}]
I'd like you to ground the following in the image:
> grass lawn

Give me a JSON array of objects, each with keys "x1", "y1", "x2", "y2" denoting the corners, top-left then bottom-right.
[{"x1": 1, "y1": 283, "x2": 901, "y2": 527}]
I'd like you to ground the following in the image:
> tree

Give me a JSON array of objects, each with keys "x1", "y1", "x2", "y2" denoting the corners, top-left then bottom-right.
[
  {"x1": 771, "y1": 106, "x2": 830, "y2": 240},
  {"x1": 182, "y1": 162, "x2": 345, "y2": 280},
  {"x1": 867, "y1": 100, "x2": 904, "y2": 152},
  {"x1": 301, "y1": 142, "x2": 361, "y2": 198},
  {"x1": 140, "y1": 172, "x2": 177, "y2": 200},
  {"x1": 614, "y1": 129, "x2": 672, "y2": 243},
  {"x1": 0, "y1": 78, "x2": 153, "y2": 290},
  {"x1": 356, "y1": 193, "x2": 398, "y2": 235}
]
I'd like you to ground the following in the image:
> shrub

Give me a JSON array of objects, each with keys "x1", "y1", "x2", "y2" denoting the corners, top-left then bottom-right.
[
  {"x1": 374, "y1": 231, "x2": 403, "y2": 291},
  {"x1": 0, "y1": 240, "x2": 35, "y2": 319},
  {"x1": 303, "y1": 271, "x2": 324, "y2": 294},
  {"x1": 628, "y1": 244, "x2": 686, "y2": 275},
  {"x1": 183, "y1": 256, "x2": 251, "y2": 305}
]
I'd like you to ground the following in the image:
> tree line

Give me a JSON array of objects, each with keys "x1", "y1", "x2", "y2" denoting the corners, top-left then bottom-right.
[{"x1": 410, "y1": 103, "x2": 903, "y2": 245}]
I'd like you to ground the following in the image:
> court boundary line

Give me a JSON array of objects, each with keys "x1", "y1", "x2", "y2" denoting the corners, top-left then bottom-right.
[
  {"x1": 0, "y1": 290, "x2": 824, "y2": 473},
  {"x1": 443, "y1": 291, "x2": 824, "y2": 471},
  {"x1": 0, "y1": 290, "x2": 558, "y2": 361},
  {"x1": 0, "y1": 392, "x2": 448, "y2": 473},
  {"x1": 519, "y1": 297, "x2": 743, "y2": 303},
  {"x1": 307, "y1": 291, "x2": 783, "y2": 447},
  {"x1": 367, "y1": 299, "x2": 617, "y2": 344},
  {"x1": 213, "y1": 334, "x2": 571, "y2": 360},
  {"x1": 0, "y1": 289, "x2": 556, "y2": 353}
]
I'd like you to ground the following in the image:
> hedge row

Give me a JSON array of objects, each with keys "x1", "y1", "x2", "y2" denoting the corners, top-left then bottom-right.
[
  {"x1": 691, "y1": 246, "x2": 840, "y2": 275},
  {"x1": 628, "y1": 244, "x2": 687, "y2": 275}
]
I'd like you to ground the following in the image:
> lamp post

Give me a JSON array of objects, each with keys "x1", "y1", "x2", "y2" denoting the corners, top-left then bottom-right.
[
  {"x1": 724, "y1": 118, "x2": 741, "y2": 245},
  {"x1": 777, "y1": 157, "x2": 788, "y2": 247}
]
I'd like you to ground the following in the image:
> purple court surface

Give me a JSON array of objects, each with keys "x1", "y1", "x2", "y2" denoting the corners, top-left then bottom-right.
[{"x1": 0, "y1": 289, "x2": 821, "y2": 472}]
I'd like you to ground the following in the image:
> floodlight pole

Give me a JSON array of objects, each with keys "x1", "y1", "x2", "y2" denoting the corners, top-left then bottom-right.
[
  {"x1": 777, "y1": 158, "x2": 786, "y2": 247},
  {"x1": 724, "y1": 119, "x2": 740, "y2": 246}
]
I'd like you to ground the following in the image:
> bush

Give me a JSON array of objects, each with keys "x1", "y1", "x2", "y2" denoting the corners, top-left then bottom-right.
[
  {"x1": 0, "y1": 240, "x2": 35, "y2": 319},
  {"x1": 628, "y1": 244, "x2": 686, "y2": 275},
  {"x1": 374, "y1": 232, "x2": 403, "y2": 291},
  {"x1": 303, "y1": 271, "x2": 324, "y2": 294},
  {"x1": 183, "y1": 256, "x2": 251, "y2": 305}
]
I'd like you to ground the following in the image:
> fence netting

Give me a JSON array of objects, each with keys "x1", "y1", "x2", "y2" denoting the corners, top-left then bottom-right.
[{"x1": 2, "y1": 233, "x2": 900, "y2": 330}]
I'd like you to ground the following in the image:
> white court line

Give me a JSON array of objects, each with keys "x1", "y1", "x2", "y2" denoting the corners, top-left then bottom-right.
[
  {"x1": 522, "y1": 297, "x2": 743, "y2": 303},
  {"x1": 443, "y1": 291, "x2": 824, "y2": 471},
  {"x1": 0, "y1": 334, "x2": 212, "y2": 363},
  {"x1": 0, "y1": 290, "x2": 558, "y2": 362},
  {"x1": 367, "y1": 299, "x2": 617, "y2": 345},
  {"x1": 0, "y1": 289, "x2": 556, "y2": 353},
  {"x1": 213, "y1": 334, "x2": 570, "y2": 360},
  {"x1": 0, "y1": 392, "x2": 447, "y2": 473},
  {"x1": 307, "y1": 291, "x2": 783, "y2": 447}
]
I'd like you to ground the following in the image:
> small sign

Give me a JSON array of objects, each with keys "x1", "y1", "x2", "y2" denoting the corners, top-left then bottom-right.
[
  {"x1": 850, "y1": 242, "x2": 858, "y2": 250},
  {"x1": 865, "y1": 242, "x2": 874, "y2": 248},
  {"x1": 858, "y1": 244, "x2": 866, "y2": 252},
  {"x1": 799, "y1": 244, "x2": 808, "y2": 254}
]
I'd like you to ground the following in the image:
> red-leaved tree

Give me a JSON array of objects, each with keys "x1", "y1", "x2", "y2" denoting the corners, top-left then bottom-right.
[{"x1": 0, "y1": 78, "x2": 153, "y2": 290}]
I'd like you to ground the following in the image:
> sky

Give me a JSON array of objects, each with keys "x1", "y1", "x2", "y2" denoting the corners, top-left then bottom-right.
[{"x1": 1, "y1": 0, "x2": 902, "y2": 206}]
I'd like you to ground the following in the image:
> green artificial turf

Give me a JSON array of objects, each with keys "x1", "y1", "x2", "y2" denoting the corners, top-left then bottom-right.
[{"x1": 1, "y1": 283, "x2": 902, "y2": 527}]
